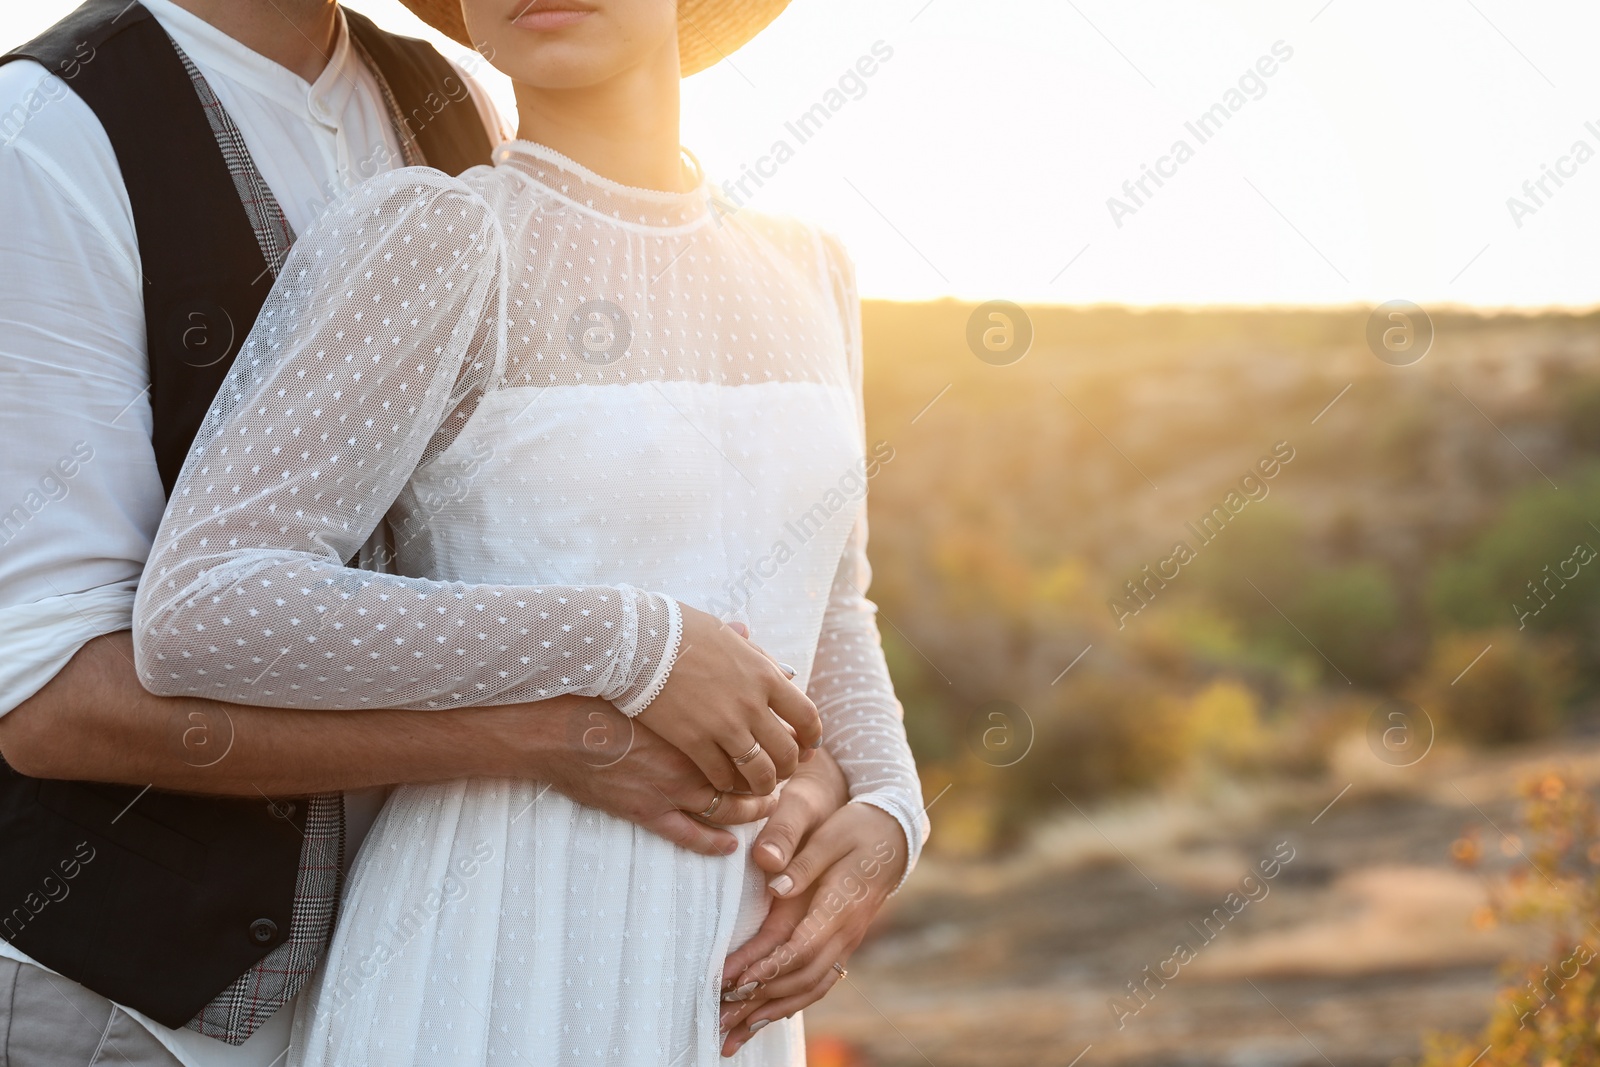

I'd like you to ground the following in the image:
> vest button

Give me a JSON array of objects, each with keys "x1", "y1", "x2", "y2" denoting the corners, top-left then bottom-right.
[{"x1": 249, "y1": 919, "x2": 279, "y2": 944}]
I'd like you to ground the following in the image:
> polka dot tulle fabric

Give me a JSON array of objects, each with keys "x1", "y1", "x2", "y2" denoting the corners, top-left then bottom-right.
[{"x1": 131, "y1": 142, "x2": 926, "y2": 1066}]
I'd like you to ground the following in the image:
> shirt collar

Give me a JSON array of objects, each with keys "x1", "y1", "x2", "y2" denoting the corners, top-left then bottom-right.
[{"x1": 139, "y1": 0, "x2": 364, "y2": 121}]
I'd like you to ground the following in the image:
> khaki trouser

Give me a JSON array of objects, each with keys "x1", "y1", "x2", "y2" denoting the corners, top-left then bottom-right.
[{"x1": 0, "y1": 958, "x2": 182, "y2": 1066}]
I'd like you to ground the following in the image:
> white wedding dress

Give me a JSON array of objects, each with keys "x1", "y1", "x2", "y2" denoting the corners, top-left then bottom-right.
[{"x1": 132, "y1": 141, "x2": 927, "y2": 1066}]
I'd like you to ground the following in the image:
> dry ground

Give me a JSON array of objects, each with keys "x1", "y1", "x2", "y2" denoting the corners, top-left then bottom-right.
[{"x1": 803, "y1": 735, "x2": 1600, "y2": 1067}]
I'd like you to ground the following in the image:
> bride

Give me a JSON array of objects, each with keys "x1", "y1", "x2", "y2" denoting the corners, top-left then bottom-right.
[{"x1": 132, "y1": 0, "x2": 926, "y2": 1063}]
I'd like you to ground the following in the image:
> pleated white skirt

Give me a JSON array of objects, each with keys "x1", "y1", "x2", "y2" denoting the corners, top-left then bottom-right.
[{"x1": 290, "y1": 778, "x2": 802, "y2": 1066}]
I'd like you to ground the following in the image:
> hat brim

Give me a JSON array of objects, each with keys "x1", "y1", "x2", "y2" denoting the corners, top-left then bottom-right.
[{"x1": 392, "y1": 0, "x2": 790, "y2": 77}]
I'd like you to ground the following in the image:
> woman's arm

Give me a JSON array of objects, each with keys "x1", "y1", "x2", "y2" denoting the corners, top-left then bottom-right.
[
  {"x1": 801, "y1": 513, "x2": 930, "y2": 883},
  {"x1": 132, "y1": 171, "x2": 678, "y2": 716},
  {"x1": 796, "y1": 230, "x2": 929, "y2": 881}
]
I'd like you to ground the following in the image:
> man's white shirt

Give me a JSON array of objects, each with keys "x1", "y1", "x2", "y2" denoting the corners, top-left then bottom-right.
[{"x1": 0, "y1": 3, "x2": 509, "y2": 1063}]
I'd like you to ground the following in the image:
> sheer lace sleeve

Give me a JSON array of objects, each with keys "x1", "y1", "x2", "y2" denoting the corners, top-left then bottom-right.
[
  {"x1": 810, "y1": 514, "x2": 930, "y2": 888},
  {"x1": 132, "y1": 170, "x2": 682, "y2": 715},
  {"x1": 808, "y1": 230, "x2": 929, "y2": 887}
]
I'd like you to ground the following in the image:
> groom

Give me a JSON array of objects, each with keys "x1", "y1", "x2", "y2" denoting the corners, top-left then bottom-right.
[{"x1": 0, "y1": 1, "x2": 882, "y2": 1064}]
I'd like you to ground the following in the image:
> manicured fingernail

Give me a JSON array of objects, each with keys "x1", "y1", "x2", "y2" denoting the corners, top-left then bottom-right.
[
  {"x1": 769, "y1": 874, "x2": 793, "y2": 896},
  {"x1": 721, "y1": 974, "x2": 735, "y2": 991},
  {"x1": 777, "y1": 661, "x2": 796, "y2": 679},
  {"x1": 722, "y1": 981, "x2": 760, "y2": 1002},
  {"x1": 748, "y1": 1019, "x2": 770, "y2": 1034},
  {"x1": 759, "y1": 842, "x2": 784, "y2": 864}
]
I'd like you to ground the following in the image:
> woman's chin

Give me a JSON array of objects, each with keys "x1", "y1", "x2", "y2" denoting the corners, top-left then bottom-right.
[{"x1": 488, "y1": 48, "x2": 638, "y2": 90}]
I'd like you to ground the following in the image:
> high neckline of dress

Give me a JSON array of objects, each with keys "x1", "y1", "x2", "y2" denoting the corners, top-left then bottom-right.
[{"x1": 493, "y1": 139, "x2": 711, "y2": 231}]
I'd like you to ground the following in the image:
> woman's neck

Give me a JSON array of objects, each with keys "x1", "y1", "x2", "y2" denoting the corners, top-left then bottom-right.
[{"x1": 513, "y1": 45, "x2": 686, "y2": 193}]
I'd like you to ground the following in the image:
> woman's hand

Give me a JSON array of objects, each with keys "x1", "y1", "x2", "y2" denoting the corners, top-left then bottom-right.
[
  {"x1": 635, "y1": 605, "x2": 820, "y2": 796},
  {"x1": 749, "y1": 743, "x2": 848, "y2": 875},
  {"x1": 717, "y1": 802, "x2": 909, "y2": 1056}
]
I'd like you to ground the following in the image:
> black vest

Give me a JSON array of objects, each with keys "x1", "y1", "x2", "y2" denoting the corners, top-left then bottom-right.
[{"x1": 0, "y1": 0, "x2": 492, "y2": 1028}]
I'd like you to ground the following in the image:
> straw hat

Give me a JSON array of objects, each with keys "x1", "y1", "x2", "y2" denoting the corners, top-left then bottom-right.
[{"x1": 394, "y1": 1, "x2": 791, "y2": 76}]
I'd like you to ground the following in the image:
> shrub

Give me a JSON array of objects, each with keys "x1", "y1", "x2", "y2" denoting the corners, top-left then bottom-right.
[
  {"x1": 1411, "y1": 629, "x2": 1567, "y2": 745},
  {"x1": 1291, "y1": 562, "x2": 1406, "y2": 687},
  {"x1": 989, "y1": 673, "x2": 1187, "y2": 847},
  {"x1": 1429, "y1": 465, "x2": 1600, "y2": 641},
  {"x1": 1417, "y1": 774, "x2": 1600, "y2": 1067},
  {"x1": 1182, "y1": 678, "x2": 1268, "y2": 771}
]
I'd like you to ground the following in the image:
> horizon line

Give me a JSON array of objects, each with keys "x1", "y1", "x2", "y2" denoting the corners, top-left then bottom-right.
[{"x1": 859, "y1": 297, "x2": 1600, "y2": 316}]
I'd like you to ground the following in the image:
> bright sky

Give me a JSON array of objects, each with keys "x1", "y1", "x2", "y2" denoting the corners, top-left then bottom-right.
[{"x1": 5, "y1": 0, "x2": 1599, "y2": 307}]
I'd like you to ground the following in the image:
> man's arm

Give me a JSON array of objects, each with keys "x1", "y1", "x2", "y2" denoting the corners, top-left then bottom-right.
[
  {"x1": 0, "y1": 630, "x2": 570, "y2": 794},
  {"x1": 0, "y1": 631, "x2": 785, "y2": 854}
]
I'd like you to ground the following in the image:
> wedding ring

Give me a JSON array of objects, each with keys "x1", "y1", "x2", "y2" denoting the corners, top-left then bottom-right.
[
  {"x1": 831, "y1": 962, "x2": 848, "y2": 980},
  {"x1": 777, "y1": 661, "x2": 797, "y2": 679},
  {"x1": 698, "y1": 792, "x2": 724, "y2": 819},
  {"x1": 731, "y1": 741, "x2": 764, "y2": 766}
]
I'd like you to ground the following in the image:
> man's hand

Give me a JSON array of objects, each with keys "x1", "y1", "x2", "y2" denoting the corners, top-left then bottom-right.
[
  {"x1": 532, "y1": 701, "x2": 783, "y2": 857},
  {"x1": 541, "y1": 708, "x2": 849, "y2": 859},
  {"x1": 717, "y1": 803, "x2": 908, "y2": 1056}
]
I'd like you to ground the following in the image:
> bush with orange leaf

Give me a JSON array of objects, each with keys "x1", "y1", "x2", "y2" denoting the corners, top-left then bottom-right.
[{"x1": 1417, "y1": 773, "x2": 1600, "y2": 1066}]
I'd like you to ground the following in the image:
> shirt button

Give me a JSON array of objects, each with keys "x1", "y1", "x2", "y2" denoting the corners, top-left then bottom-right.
[{"x1": 249, "y1": 919, "x2": 279, "y2": 944}]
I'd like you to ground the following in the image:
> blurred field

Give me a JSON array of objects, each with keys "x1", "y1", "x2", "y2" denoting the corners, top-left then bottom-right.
[{"x1": 818, "y1": 304, "x2": 1600, "y2": 1065}]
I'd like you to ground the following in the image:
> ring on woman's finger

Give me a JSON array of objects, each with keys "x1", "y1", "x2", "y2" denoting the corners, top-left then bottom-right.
[
  {"x1": 697, "y1": 792, "x2": 725, "y2": 819},
  {"x1": 831, "y1": 961, "x2": 848, "y2": 981},
  {"x1": 776, "y1": 661, "x2": 797, "y2": 679},
  {"x1": 731, "y1": 741, "x2": 763, "y2": 766}
]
